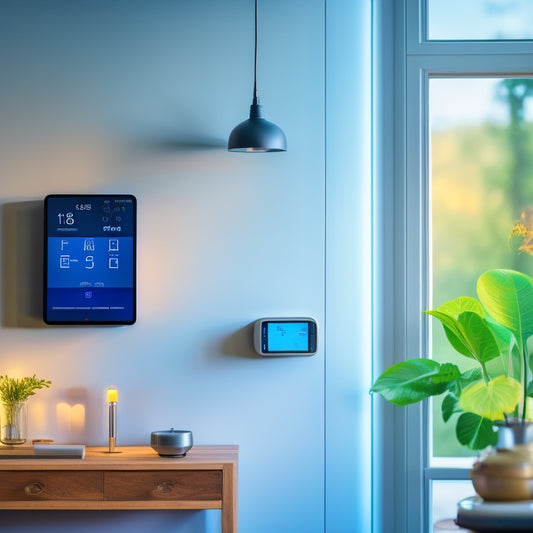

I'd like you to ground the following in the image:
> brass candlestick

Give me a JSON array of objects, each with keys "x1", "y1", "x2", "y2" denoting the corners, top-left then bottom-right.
[{"x1": 106, "y1": 387, "x2": 120, "y2": 453}]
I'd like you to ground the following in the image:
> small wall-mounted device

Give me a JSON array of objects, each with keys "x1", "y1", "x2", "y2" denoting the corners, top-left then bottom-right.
[{"x1": 253, "y1": 317, "x2": 318, "y2": 356}]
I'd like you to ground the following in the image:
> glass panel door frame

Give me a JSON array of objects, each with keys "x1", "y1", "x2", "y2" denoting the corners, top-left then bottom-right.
[{"x1": 372, "y1": 1, "x2": 533, "y2": 532}]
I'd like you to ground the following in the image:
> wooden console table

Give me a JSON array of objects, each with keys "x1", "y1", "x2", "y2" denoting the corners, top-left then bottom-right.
[{"x1": 0, "y1": 445, "x2": 238, "y2": 533}]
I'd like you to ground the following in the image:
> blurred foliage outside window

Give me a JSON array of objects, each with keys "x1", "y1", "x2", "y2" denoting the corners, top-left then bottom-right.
[{"x1": 430, "y1": 77, "x2": 533, "y2": 457}]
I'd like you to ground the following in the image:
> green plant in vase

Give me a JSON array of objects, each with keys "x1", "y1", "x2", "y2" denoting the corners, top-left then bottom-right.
[
  {"x1": 371, "y1": 268, "x2": 533, "y2": 451},
  {"x1": 0, "y1": 374, "x2": 51, "y2": 445}
]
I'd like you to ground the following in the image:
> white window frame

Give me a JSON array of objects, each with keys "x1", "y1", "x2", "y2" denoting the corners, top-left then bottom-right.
[{"x1": 372, "y1": 1, "x2": 533, "y2": 532}]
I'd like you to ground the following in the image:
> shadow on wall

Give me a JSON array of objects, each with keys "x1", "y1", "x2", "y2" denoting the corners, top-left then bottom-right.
[
  {"x1": 1, "y1": 201, "x2": 46, "y2": 328},
  {"x1": 220, "y1": 322, "x2": 260, "y2": 359},
  {"x1": 131, "y1": 135, "x2": 227, "y2": 154}
]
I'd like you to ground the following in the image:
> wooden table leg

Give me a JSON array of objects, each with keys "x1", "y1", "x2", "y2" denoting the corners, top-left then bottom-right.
[{"x1": 221, "y1": 462, "x2": 238, "y2": 533}]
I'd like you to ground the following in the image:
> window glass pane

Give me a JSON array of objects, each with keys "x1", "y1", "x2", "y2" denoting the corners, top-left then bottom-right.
[
  {"x1": 432, "y1": 480, "x2": 475, "y2": 532},
  {"x1": 428, "y1": 0, "x2": 533, "y2": 40},
  {"x1": 430, "y1": 78, "x2": 533, "y2": 458}
]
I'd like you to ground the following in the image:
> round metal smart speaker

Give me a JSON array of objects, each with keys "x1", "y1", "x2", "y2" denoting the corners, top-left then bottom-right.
[{"x1": 150, "y1": 429, "x2": 193, "y2": 457}]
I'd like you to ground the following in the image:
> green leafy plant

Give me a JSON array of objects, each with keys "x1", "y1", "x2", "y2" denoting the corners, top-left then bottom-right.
[
  {"x1": 0, "y1": 375, "x2": 51, "y2": 426},
  {"x1": 371, "y1": 269, "x2": 533, "y2": 451}
]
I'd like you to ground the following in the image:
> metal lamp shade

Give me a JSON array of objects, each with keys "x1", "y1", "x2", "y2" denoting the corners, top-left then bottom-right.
[{"x1": 228, "y1": 104, "x2": 287, "y2": 153}]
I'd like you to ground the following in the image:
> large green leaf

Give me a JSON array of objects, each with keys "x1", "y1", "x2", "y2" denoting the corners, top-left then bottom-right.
[
  {"x1": 456, "y1": 412, "x2": 498, "y2": 450},
  {"x1": 457, "y1": 312, "x2": 501, "y2": 363},
  {"x1": 485, "y1": 316, "x2": 514, "y2": 355},
  {"x1": 370, "y1": 359, "x2": 460, "y2": 406},
  {"x1": 477, "y1": 269, "x2": 533, "y2": 351},
  {"x1": 481, "y1": 318, "x2": 515, "y2": 379},
  {"x1": 460, "y1": 367, "x2": 483, "y2": 383},
  {"x1": 426, "y1": 297, "x2": 482, "y2": 358},
  {"x1": 436, "y1": 296, "x2": 485, "y2": 319},
  {"x1": 459, "y1": 375, "x2": 521, "y2": 420},
  {"x1": 425, "y1": 309, "x2": 501, "y2": 364},
  {"x1": 446, "y1": 367, "x2": 482, "y2": 397},
  {"x1": 425, "y1": 309, "x2": 473, "y2": 358},
  {"x1": 441, "y1": 393, "x2": 460, "y2": 423}
]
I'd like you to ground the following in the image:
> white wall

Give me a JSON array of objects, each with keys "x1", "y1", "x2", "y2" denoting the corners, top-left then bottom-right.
[{"x1": 0, "y1": 1, "x2": 372, "y2": 531}]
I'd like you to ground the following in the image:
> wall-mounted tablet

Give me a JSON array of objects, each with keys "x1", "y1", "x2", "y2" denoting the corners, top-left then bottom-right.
[
  {"x1": 44, "y1": 194, "x2": 136, "y2": 325},
  {"x1": 253, "y1": 318, "x2": 318, "y2": 356}
]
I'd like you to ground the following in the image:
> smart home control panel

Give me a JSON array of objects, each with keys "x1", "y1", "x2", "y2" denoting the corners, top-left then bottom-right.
[
  {"x1": 253, "y1": 318, "x2": 317, "y2": 356},
  {"x1": 44, "y1": 194, "x2": 136, "y2": 325}
]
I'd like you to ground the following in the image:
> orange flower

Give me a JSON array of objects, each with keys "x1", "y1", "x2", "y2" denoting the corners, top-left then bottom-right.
[{"x1": 510, "y1": 208, "x2": 533, "y2": 255}]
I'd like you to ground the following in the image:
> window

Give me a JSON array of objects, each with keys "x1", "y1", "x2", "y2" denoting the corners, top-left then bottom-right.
[
  {"x1": 430, "y1": 77, "x2": 533, "y2": 459},
  {"x1": 428, "y1": 0, "x2": 533, "y2": 40},
  {"x1": 432, "y1": 480, "x2": 475, "y2": 528},
  {"x1": 373, "y1": 1, "x2": 533, "y2": 532}
]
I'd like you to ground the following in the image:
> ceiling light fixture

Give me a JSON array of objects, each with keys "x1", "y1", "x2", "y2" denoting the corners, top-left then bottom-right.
[{"x1": 228, "y1": 0, "x2": 287, "y2": 153}]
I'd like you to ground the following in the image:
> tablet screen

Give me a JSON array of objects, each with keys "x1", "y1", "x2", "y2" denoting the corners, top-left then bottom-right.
[{"x1": 44, "y1": 194, "x2": 136, "y2": 324}]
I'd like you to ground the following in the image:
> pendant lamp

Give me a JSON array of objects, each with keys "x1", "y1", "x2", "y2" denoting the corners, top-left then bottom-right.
[{"x1": 228, "y1": 0, "x2": 287, "y2": 152}]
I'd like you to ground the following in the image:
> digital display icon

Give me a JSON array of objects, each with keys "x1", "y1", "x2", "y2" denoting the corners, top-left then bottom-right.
[
  {"x1": 44, "y1": 194, "x2": 137, "y2": 325},
  {"x1": 60, "y1": 255, "x2": 71, "y2": 269}
]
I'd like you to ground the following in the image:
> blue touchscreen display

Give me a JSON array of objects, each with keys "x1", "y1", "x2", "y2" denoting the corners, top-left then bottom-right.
[
  {"x1": 44, "y1": 195, "x2": 136, "y2": 324},
  {"x1": 267, "y1": 322, "x2": 309, "y2": 352}
]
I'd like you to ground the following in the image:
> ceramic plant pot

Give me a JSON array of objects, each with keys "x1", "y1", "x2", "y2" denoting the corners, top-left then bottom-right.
[
  {"x1": 470, "y1": 443, "x2": 533, "y2": 501},
  {"x1": 469, "y1": 421, "x2": 533, "y2": 501}
]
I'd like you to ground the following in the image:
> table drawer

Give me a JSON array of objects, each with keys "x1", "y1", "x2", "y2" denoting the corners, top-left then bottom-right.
[
  {"x1": 104, "y1": 470, "x2": 223, "y2": 501},
  {"x1": 0, "y1": 471, "x2": 103, "y2": 501}
]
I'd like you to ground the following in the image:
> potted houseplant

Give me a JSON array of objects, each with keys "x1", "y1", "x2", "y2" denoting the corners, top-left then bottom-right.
[
  {"x1": 371, "y1": 268, "x2": 533, "y2": 451},
  {"x1": 0, "y1": 374, "x2": 51, "y2": 445}
]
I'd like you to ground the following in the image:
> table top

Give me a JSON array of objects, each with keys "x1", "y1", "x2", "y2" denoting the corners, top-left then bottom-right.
[
  {"x1": 0, "y1": 445, "x2": 239, "y2": 471},
  {"x1": 457, "y1": 496, "x2": 533, "y2": 531}
]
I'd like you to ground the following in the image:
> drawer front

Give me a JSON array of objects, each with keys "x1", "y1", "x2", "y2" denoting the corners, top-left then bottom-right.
[
  {"x1": 104, "y1": 470, "x2": 223, "y2": 501},
  {"x1": 0, "y1": 471, "x2": 103, "y2": 501}
]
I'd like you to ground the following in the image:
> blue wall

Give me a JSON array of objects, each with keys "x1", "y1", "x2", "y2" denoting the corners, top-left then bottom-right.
[{"x1": 0, "y1": 1, "x2": 372, "y2": 531}]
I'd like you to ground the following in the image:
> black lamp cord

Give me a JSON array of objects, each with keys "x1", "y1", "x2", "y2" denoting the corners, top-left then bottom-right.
[{"x1": 253, "y1": 0, "x2": 259, "y2": 106}]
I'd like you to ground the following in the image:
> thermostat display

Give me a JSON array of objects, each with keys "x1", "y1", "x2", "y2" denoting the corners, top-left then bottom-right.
[
  {"x1": 44, "y1": 194, "x2": 136, "y2": 325},
  {"x1": 253, "y1": 318, "x2": 317, "y2": 356}
]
